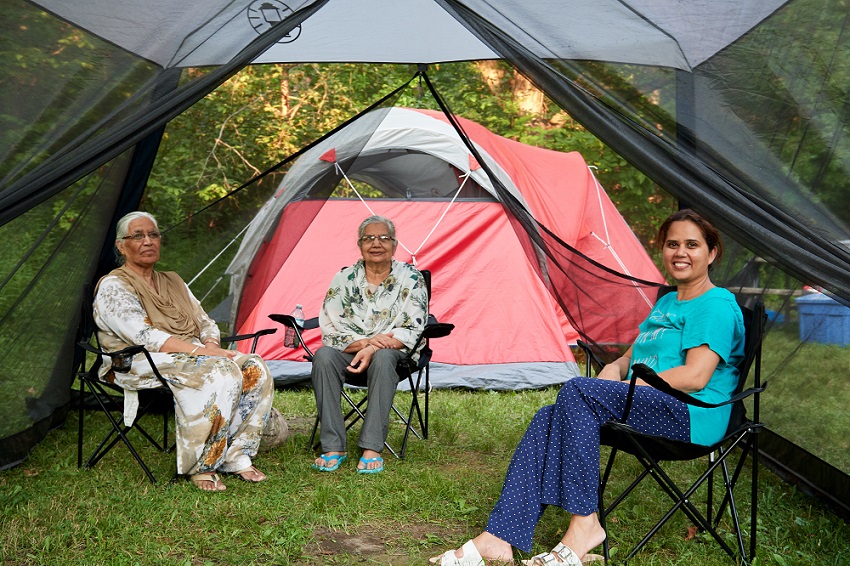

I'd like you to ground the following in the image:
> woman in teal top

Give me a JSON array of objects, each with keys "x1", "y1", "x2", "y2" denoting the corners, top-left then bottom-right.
[
  {"x1": 631, "y1": 286, "x2": 744, "y2": 445},
  {"x1": 433, "y1": 209, "x2": 745, "y2": 566}
]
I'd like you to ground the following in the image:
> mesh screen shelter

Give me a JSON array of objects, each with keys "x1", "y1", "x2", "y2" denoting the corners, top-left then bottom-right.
[{"x1": 2, "y1": 0, "x2": 849, "y2": 517}]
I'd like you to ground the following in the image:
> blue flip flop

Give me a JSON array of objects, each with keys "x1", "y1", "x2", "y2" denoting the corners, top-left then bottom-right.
[
  {"x1": 357, "y1": 456, "x2": 383, "y2": 474},
  {"x1": 312, "y1": 453, "x2": 348, "y2": 472}
]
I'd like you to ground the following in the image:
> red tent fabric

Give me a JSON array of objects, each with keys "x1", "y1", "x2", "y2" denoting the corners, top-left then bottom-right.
[{"x1": 228, "y1": 108, "x2": 665, "y2": 389}]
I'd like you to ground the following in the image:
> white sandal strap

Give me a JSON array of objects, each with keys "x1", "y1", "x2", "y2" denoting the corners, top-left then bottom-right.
[
  {"x1": 551, "y1": 543, "x2": 583, "y2": 565},
  {"x1": 526, "y1": 543, "x2": 582, "y2": 566},
  {"x1": 437, "y1": 540, "x2": 486, "y2": 565}
]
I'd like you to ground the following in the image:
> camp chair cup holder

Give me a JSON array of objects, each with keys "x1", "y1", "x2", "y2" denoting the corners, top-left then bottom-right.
[
  {"x1": 267, "y1": 313, "x2": 316, "y2": 360},
  {"x1": 110, "y1": 352, "x2": 133, "y2": 373}
]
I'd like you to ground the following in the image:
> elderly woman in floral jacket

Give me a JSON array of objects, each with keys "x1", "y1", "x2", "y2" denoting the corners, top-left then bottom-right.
[
  {"x1": 94, "y1": 211, "x2": 274, "y2": 492},
  {"x1": 310, "y1": 215, "x2": 428, "y2": 475}
]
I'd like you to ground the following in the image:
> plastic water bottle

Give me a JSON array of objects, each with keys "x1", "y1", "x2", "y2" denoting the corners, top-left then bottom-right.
[{"x1": 284, "y1": 304, "x2": 304, "y2": 348}]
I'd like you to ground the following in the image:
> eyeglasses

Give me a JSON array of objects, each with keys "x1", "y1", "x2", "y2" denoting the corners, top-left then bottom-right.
[
  {"x1": 122, "y1": 231, "x2": 161, "y2": 241},
  {"x1": 359, "y1": 235, "x2": 394, "y2": 245}
]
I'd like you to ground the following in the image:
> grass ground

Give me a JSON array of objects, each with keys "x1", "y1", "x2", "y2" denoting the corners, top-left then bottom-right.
[
  {"x1": 758, "y1": 327, "x2": 850, "y2": 472},
  {"x1": 2, "y1": 385, "x2": 849, "y2": 565}
]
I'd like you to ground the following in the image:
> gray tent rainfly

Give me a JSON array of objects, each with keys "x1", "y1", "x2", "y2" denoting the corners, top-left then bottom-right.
[{"x1": 28, "y1": 0, "x2": 782, "y2": 68}]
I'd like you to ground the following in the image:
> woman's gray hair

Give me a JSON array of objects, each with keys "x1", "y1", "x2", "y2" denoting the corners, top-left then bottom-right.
[
  {"x1": 114, "y1": 211, "x2": 159, "y2": 265},
  {"x1": 357, "y1": 215, "x2": 396, "y2": 243}
]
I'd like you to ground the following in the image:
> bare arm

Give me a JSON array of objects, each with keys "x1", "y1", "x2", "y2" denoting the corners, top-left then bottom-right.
[
  {"x1": 597, "y1": 343, "x2": 719, "y2": 393},
  {"x1": 597, "y1": 346, "x2": 633, "y2": 381},
  {"x1": 656, "y1": 344, "x2": 720, "y2": 393}
]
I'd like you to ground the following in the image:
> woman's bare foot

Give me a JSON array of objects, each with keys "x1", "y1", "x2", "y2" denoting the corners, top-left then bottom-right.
[
  {"x1": 357, "y1": 449, "x2": 383, "y2": 471},
  {"x1": 560, "y1": 513, "x2": 607, "y2": 560},
  {"x1": 189, "y1": 472, "x2": 226, "y2": 492},
  {"x1": 464, "y1": 532, "x2": 513, "y2": 562},
  {"x1": 314, "y1": 451, "x2": 346, "y2": 469},
  {"x1": 430, "y1": 532, "x2": 513, "y2": 565},
  {"x1": 235, "y1": 464, "x2": 267, "y2": 482}
]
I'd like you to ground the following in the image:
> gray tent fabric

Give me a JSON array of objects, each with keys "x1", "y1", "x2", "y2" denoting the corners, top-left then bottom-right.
[
  {"x1": 2, "y1": 0, "x2": 850, "y2": 516},
  {"x1": 28, "y1": 0, "x2": 783, "y2": 69},
  {"x1": 264, "y1": 360, "x2": 579, "y2": 391}
]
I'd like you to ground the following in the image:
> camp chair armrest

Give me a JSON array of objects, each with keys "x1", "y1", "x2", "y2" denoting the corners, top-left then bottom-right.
[
  {"x1": 78, "y1": 341, "x2": 101, "y2": 356},
  {"x1": 577, "y1": 339, "x2": 608, "y2": 378},
  {"x1": 623, "y1": 363, "x2": 766, "y2": 424},
  {"x1": 268, "y1": 314, "x2": 319, "y2": 330},
  {"x1": 422, "y1": 322, "x2": 454, "y2": 340},
  {"x1": 78, "y1": 341, "x2": 144, "y2": 358},
  {"x1": 268, "y1": 314, "x2": 317, "y2": 360},
  {"x1": 222, "y1": 328, "x2": 277, "y2": 342},
  {"x1": 403, "y1": 321, "x2": 454, "y2": 359},
  {"x1": 629, "y1": 363, "x2": 720, "y2": 409},
  {"x1": 221, "y1": 327, "x2": 277, "y2": 353},
  {"x1": 726, "y1": 384, "x2": 767, "y2": 404},
  {"x1": 77, "y1": 342, "x2": 168, "y2": 386}
]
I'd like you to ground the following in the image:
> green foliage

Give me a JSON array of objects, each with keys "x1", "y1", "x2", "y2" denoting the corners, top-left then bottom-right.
[
  {"x1": 146, "y1": 63, "x2": 423, "y2": 231},
  {"x1": 144, "y1": 61, "x2": 668, "y2": 246},
  {"x1": 0, "y1": 0, "x2": 157, "y2": 184},
  {"x1": 138, "y1": 61, "x2": 679, "y2": 312}
]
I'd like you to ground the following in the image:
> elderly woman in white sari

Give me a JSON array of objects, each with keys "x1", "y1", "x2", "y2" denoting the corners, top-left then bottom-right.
[
  {"x1": 93, "y1": 211, "x2": 274, "y2": 492},
  {"x1": 311, "y1": 215, "x2": 428, "y2": 474}
]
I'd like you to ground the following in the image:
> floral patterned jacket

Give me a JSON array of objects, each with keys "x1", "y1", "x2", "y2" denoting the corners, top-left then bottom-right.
[{"x1": 319, "y1": 259, "x2": 428, "y2": 361}]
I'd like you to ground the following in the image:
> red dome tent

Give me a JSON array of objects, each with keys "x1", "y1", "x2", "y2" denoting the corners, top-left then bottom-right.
[{"x1": 227, "y1": 107, "x2": 665, "y2": 388}]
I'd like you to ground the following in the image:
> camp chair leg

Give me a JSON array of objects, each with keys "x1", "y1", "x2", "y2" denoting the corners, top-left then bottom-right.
[
  {"x1": 308, "y1": 415, "x2": 320, "y2": 451},
  {"x1": 713, "y1": 440, "x2": 757, "y2": 563},
  {"x1": 603, "y1": 429, "x2": 751, "y2": 563},
  {"x1": 750, "y1": 430, "x2": 759, "y2": 561},
  {"x1": 715, "y1": 441, "x2": 752, "y2": 525},
  {"x1": 77, "y1": 381, "x2": 86, "y2": 469},
  {"x1": 162, "y1": 410, "x2": 169, "y2": 452},
  {"x1": 342, "y1": 392, "x2": 369, "y2": 431},
  {"x1": 423, "y1": 365, "x2": 430, "y2": 439},
  {"x1": 707, "y1": 451, "x2": 716, "y2": 525},
  {"x1": 719, "y1": 457, "x2": 748, "y2": 560},
  {"x1": 83, "y1": 381, "x2": 158, "y2": 483},
  {"x1": 622, "y1": 437, "x2": 750, "y2": 563},
  {"x1": 411, "y1": 367, "x2": 428, "y2": 438},
  {"x1": 398, "y1": 372, "x2": 426, "y2": 459}
]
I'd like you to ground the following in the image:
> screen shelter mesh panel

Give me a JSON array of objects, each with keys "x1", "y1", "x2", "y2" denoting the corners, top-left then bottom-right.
[
  {"x1": 0, "y1": 154, "x2": 131, "y2": 468},
  {"x1": 440, "y1": 0, "x2": 850, "y2": 305}
]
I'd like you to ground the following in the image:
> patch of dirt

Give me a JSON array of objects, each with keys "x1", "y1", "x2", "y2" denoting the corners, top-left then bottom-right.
[
  {"x1": 285, "y1": 416, "x2": 315, "y2": 436},
  {"x1": 294, "y1": 522, "x2": 458, "y2": 565}
]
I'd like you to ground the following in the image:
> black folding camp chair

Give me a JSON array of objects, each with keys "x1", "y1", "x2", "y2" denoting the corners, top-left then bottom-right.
[
  {"x1": 75, "y1": 284, "x2": 276, "y2": 483},
  {"x1": 269, "y1": 269, "x2": 453, "y2": 459},
  {"x1": 579, "y1": 299, "x2": 766, "y2": 564}
]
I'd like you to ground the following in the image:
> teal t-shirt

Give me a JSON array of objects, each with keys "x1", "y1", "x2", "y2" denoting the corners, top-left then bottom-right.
[{"x1": 629, "y1": 287, "x2": 745, "y2": 446}]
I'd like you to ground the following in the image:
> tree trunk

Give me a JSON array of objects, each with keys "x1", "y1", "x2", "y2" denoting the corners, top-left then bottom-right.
[
  {"x1": 511, "y1": 71, "x2": 545, "y2": 115},
  {"x1": 475, "y1": 61, "x2": 545, "y2": 115}
]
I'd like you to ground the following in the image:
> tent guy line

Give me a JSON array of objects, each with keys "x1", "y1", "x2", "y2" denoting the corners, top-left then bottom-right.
[{"x1": 331, "y1": 155, "x2": 472, "y2": 265}]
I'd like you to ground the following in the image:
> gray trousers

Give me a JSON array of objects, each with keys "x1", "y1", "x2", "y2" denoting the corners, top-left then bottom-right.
[{"x1": 311, "y1": 346, "x2": 405, "y2": 454}]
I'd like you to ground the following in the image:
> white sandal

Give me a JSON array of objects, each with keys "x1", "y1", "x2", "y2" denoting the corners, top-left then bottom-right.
[
  {"x1": 522, "y1": 542, "x2": 582, "y2": 565},
  {"x1": 429, "y1": 540, "x2": 487, "y2": 565}
]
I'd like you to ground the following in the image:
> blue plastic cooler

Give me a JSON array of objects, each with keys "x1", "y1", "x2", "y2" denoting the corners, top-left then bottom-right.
[{"x1": 795, "y1": 293, "x2": 850, "y2": 346}]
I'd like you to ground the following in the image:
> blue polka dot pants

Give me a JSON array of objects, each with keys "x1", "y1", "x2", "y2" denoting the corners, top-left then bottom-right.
[{"x1": 485, "y1": 377, "x2": 690, "y2": 552}]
